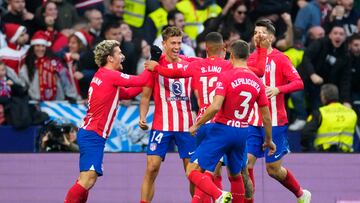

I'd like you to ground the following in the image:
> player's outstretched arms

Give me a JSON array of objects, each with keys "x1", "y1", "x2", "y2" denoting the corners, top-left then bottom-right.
[
  {"x1": 119, "y1": 87, "x2": 143, "y2": 100},
  {"x1": 259, "y1": 106, "x2": 276, "y2": 155},
  {"x1": 145, "y1": 60, "x2": 192, "y2": 78},
  {"x1": 112, "y1": 70, "x2": 152, "y2": 87}
]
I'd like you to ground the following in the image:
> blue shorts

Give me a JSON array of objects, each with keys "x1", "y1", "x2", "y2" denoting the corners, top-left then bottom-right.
[
  {"x1": 247, "y1": 125, "x2": 290, "y2": 163},
  {"x1": 190, "y1": 123, "x2": 248, "y2": 175},
  {"x1": 77, "y1": 128, "x2": 106, "y2": 176},
  {"x1": 195, "y1": 124, "x2": 210, "y2": 146},
  {"x1": 147, "y1": 130, "x2": 196, "y2": 160}
]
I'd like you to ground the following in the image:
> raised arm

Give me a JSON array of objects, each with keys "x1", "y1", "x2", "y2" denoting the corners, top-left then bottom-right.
[
  {"x1": 248, "y1": 47, "x2": 267, "y2": 77},
  {"x1": 247, "y1": 34, "x2": 271, "y2": 77},
  {"x1": 145, "y1": 60, "x2": 193, "y2": 78},
  {"x1": 112, "y1": 70, "x2": 152, "y2": 87}
]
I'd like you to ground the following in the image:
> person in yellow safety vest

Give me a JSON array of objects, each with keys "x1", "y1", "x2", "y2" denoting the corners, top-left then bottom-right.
[
  {"x1": 301, "y1": 84, "x2": 358, "y2": 152},
  {"x1": 176, "y1": 0, "x2": 222, "y2": 40},
  {"x1": 123, "y1": 0, "x2": 146, "y2": 28},
  {"x1": 144, "y1": 0, "x2": 177, "y2": 44}
]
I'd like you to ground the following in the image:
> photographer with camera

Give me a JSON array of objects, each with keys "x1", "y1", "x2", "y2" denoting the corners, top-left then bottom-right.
[{"x1": 39, "y1": 121, "x2": 79, "y2": 152}]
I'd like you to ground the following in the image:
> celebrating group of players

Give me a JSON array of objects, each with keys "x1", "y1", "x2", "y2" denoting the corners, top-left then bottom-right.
[{"x1": 64, "y1": 19, "x2": 312, "y2": 203}]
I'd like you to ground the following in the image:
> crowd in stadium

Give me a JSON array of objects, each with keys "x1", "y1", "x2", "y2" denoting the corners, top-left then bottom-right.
[
  {"x1": 0, "y1": 1, "x2": 359, "y2": 203},
  {"x1": 0, "y1": 0, "x2": 359, "y2": 152}
]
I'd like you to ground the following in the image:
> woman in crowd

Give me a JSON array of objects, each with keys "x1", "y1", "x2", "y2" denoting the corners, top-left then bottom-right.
[{"x1": 20, "y1": 31, "x2": 78, "y2": 101}]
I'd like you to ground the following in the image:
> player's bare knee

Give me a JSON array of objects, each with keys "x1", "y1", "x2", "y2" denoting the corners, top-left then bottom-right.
[
  {"x1": 146, "y1": 163, "x2": 160, "y2": 175},
  {"x1": 266, "y1": 164, "x2": 281, "y2": 178},
  {"x1": 79, "y1": 171, "x2": 98, "y2": 190},
  {"x1": 185, "y1": 163, "x2": 199, "y2": 177}
]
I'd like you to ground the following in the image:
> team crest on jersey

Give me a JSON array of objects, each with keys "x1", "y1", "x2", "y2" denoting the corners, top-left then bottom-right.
[
  {"x1": 265, "y1": 63, "x2": 271, "y2": 72},
  {"x1": 149, "y1": 143, "x2": 157, "y2": 151},
  {"x1": 171, "y1": 81, "x2": 183, "y2": 96}
]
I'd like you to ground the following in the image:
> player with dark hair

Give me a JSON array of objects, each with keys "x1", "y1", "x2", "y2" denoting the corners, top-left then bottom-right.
[
  {"x1": 187, "y1": 39, "x2": 276, "y2": 203},
  {"x1": 246, "y1": 19, "x2": 311, "y2": 203}
]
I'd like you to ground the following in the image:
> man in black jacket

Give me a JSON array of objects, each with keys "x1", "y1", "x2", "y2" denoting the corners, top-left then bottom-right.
[
  {"x1": 299, "y1": 25, "x2": 351, "y2": 111},
  {"x1": 349, "y1": 33, "x2": 360, "y2": 114}
]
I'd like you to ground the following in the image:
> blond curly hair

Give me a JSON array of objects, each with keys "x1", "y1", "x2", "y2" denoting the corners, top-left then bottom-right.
[{"x1": 94, "y1": 40, "x2": 120, "y2": 67}]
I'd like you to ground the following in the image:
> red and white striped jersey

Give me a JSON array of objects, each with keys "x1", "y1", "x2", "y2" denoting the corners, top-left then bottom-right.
[
  {"x1": 82, "y1": 67, "x2": 149, "y2": 138},
  {"x1": 248, "y1": 49, "x2": 304, "y2": 126},
  {"x1": 146, "y1": 55, "x2": 194, "y2": 131},
  {"x1": 154, "y1": 56, "x2": 233, "y2": 121}
]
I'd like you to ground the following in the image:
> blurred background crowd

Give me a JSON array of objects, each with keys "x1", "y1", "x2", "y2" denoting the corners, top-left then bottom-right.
[{"x1": 0, "y1": 0, "x2": 359, "y2": 153}]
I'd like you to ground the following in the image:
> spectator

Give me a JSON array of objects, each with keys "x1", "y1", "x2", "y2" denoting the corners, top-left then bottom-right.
[
  {"x1": 2, "y1": 0, "x2": 36, "y2": 36},
  {"x1": 0, "y1": 61, "x2": 12, "y2": 123},
  {"x1": 152, "y1": 10, "x2": 196, "y2": 57},
  {"x1": 100, "y1": 22, "x2": 137, "y2": 75},
  {"x1": 223, "y1": 0, "x2": 254, "y2": 42},
  {"x1": 39, "y1": 121, "x2": 79, "y2": 152},
  {"x1": 288, "y1": 26, "x2": 325, "y2": 131},
  {"x1": 103, "y1": 0, "x2": 125, "y2": 25},
  {"x1": 305, "y1": 25, "x2": 325, "y2": 46},
  {"x1": 301, "y1": 84, "x2": 357, "y2": 152},
  {"x1": 326, "y1": 0, "x2": 360, "y2": 37},
  {"x1": 57, "y1": 30, "x2": 94, "y2": 100},
  {"x1": 62, "y1": 123, "x2": 79, "y2": 152},
  {"x1": 84, "y1": 8, "x2": 103, "y2": 40},
  {"x1": 298, "y1": 25, "x2": 351, "y2": 111},
  {"x1": 20, "y1": 31, "x2": 78, "y2": 101},
  {"x1": 272, "y1": 12, "x2": 294, "y2": 51},
  {"x1": 34, "y1": 1, "x2": 68, "y2": 52},
  {"x1": 348, "y1": 33, "x2": 360, "y2": 113},
  {"x1": 294, "y1": 0, "x2": 332, "y2": 43},
  {"x1": 119, "y1": 21, "x2": 133, "y2": 42},
  {"x1": 143, "y1": 0, "x2": 177, "y2": 44},
  {"x1": 0, "y1": 23, "x2": 29, "y2": 83},
  {"x1": 48, "y1": 0, "x2": 79, "y2": 36},
  {"x1": 123, "y1": 0, "x2": 146, "y2": 31},
  {"x1": 135, "y1": 39, "x2": 150, "y2": 75},
  {"x1": 176, "y1": 0, "x2": 222, "y2": 40}
]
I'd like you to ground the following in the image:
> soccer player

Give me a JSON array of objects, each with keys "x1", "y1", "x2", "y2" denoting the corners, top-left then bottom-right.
[
  {"x1": 64, "y1": 40, "x2": 151, "y2": 203},
  {"x1": 187, "y1": 39, "x2": 276, "y2": 203},
  {"x1": 138, "y1": 26, "x2": 197, "y2": 203},
  {"x1": 246, "y1": 19, "x2": 312, "y2": 203},
  {"x1": 145, "y1": 31, "x2": 268, "y2": 202}
]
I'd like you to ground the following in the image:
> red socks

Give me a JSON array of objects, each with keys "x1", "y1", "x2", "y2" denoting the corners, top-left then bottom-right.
[
  {"x1": 192, "y1": 188, "x2": 211, "y2": 203},
  {"x1": 214, "y1": 175, "x2": 223, "y2": 190},
  {"x1": 229, "y1": 176, "x2": 245, "y2": 203},
  {"x1": 64, "y1": 182, "x2": 89, "y2": 203},
  {"x1": 280, "y1": 169, "x2": 303, "y2": 198},
  {"x1": 245, "y1": 199, "x2": 254, "y2": 203},
  {"x1": 188, "y1": 170, "x2": 222, "y2": 200},
  {"x1": 140, "y1": 201, "x2": 149, "y2": 203}
]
